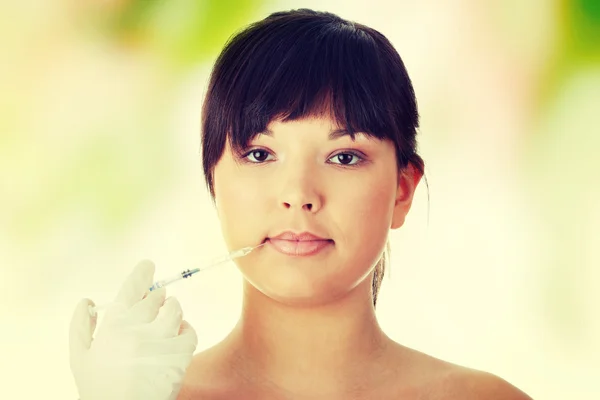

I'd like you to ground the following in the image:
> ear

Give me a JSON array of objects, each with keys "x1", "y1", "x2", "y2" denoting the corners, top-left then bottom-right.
[{"x1": 391, "y1": 163, "x2": 423, "y2": 230}]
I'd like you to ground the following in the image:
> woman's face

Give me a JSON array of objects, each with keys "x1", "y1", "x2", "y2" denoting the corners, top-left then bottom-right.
[{"x1": 212, "y1": 116, "x2": 418, "y2": 306}]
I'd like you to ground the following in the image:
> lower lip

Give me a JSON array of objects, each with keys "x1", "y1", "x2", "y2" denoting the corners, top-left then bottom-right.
[{"x1": 266, "y1": 238, "x2": 333, "y2": 256}]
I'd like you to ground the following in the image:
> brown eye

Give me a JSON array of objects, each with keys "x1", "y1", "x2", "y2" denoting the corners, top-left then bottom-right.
[
  {"x1": 335, "y1": 153, "x2": 355, "y2": 165},
  {"x1": 243, "y1": 149, "x2": 272, "y2": 163},
  {"x1": 330, "y1": 151, "x2": 364, "y2": 166}
]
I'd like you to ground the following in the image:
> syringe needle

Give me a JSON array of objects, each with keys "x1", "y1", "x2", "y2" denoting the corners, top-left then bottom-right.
[
  {"x1": 204, "y1": 242, "x2": 266, "y2": 268},
  {"x1": 88, "y1": 242, "x2": 266, "y2": 316},
  {"x1": 181, "y1": 241, "x2": 267, "y2": 278},
  {"x1": 147, "y1": 242, "x2": 267, "y2": 291}
]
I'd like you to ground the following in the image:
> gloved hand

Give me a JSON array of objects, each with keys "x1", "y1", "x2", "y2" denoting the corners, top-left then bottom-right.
[{"x1": 69, "y1": 260, "x2": 198, "y2": 400}]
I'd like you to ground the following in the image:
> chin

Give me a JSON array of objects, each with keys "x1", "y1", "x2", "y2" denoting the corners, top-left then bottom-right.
[{"x1": 257, "y1": 285, "x2": 342, "y2": 307}]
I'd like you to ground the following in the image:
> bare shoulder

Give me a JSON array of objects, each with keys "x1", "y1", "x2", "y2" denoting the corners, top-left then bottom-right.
[
  {"x1": 388, "y1": 344, "x2": 532, "y2": 400},
  {"x1": 177, "y1": 342, "x2": 249, "y2": 400},
  {"x1": 178, "y1": 340, "x2": 532, "y2": 400},
  {"x1": 176, "y1": 346, "x2": 226, "y2": 399},
  {"x1": 432, "y1": 365, "x2": 533, "y2": 400}
]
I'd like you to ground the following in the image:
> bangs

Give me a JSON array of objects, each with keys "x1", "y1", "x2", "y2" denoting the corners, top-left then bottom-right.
[{"x1": 203, "y1": 15, "x2": 411, "y2": 156}]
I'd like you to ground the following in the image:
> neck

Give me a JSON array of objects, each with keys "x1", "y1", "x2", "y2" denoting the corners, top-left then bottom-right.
[{"x1": 225, "y1": 276, "x2": 393, "y2": 395}]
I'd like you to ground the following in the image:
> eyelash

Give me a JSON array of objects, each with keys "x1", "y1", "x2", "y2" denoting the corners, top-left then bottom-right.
[{"x1": 238, "y1": 147, "x2": 367, "y2": 168}]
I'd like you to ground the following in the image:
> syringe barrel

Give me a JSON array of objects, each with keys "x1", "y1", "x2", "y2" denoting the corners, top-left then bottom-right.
[
  {"x1": 149, "y1": 280, "x2": 167, "y2": 291},
  {"x1": 148, "y1": 274, "x2": 183, "y2": 291}
]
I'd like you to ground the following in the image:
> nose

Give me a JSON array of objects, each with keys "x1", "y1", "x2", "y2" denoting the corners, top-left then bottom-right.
[
  {"x1": 277, "y1": 169, "x2": 323, "y2": 213},
  {"x1": 282, "y1": 190, "x2": 321, "y2": 212},
  {"x1": 284, "y1": 201, "x2": 314, "y2": 211}
]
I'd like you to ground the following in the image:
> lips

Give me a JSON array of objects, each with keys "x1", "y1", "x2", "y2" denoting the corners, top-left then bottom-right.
[
  {"x1": 266, "y1": 238, "x2": 333, "y2": 256},
  {"x1": 264, "y1": 231, "x2": 333, "y2": 256},
  {"x1": 268, "y1": 231, "x2": 330, "y2": 242}
]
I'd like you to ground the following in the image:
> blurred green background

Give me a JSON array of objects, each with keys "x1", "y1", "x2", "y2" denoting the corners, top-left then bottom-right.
[{"x1": 1, "y1": 0, "x2": 598, "y2": 398}]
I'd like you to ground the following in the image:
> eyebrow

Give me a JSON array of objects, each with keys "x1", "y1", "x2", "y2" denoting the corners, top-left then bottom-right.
[{"x1": 257, "y1": 128, "x2": 364, "y2": 141}]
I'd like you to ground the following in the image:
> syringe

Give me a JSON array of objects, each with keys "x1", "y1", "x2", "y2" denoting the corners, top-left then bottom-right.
[{"x1": 89, "y1": 242, "x2": 266, "y2": 316}]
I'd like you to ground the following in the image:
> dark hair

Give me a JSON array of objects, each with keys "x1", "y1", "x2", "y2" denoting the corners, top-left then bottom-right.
[{"x1": 201, "y1": 9, "x2": 424, "y2": 307}]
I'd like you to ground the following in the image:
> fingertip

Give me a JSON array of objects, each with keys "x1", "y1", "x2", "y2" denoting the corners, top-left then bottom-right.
[
  {"x1": 164, "y1": 296, "x2": 182, "y2": 312},
  {"x1": 178, "y1": 319, "x2": 189, "y2": 334},
  {"x1": 136, "y1": 259, "x2": 155, "y2": 277},
  {"x1": 179, "y1": 320, "x2": 198, "y2": 346},
  {"x1": 146, "y1": 286, "x2": 166, "y2": 301},
  {"x1": 77, "y1": 298, "x2": 96, "y2": 314},
  {"x1": 135, "y1": 259, "x2": 156, "y2": 291},
  {"x1": 69, "y1": 298, "x2": 98, "y2": 353},
  {"x1": 80, "y1": 297, "x2": 95, "y2": 306}
]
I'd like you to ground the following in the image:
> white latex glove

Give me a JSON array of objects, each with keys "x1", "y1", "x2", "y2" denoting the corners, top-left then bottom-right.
[{"x1": 69, "y1": 260, "x2": 198, "y2": 400}]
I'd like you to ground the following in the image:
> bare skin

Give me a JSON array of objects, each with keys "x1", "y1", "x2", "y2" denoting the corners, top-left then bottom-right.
[
  {"x1": 177, "y1": 332, "x2": 530, "y2": 399},
  {"x1": 176, "y1": 276, "x2": 530, "y2": 399},
  {"x1": 177, "y1": 117, "x2": 531, "y2": 399}
]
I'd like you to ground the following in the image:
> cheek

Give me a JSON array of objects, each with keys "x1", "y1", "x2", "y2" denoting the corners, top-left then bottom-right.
[
  {"x1": 331, "y1": 176, "x2": 395, "y2": 270},
  {"x1": 341, "y1": 177, "x2": 395, "y2": 233},
  {"x1": 214, "y1": 163, "x2": 266, "y2": 245}
]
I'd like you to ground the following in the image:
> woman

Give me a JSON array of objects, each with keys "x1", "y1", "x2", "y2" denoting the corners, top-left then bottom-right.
[
  {"x1": 69, "y1": 8, "x2": 532, "y2": 400},
  {"x1": 179, "y1": 8, "x2": 531, "y2": 400}
]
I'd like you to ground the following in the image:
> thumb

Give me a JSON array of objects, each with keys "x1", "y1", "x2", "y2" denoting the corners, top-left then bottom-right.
[{"x1": 69, "y1": 298, "x2": 97, "y2": 366}]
